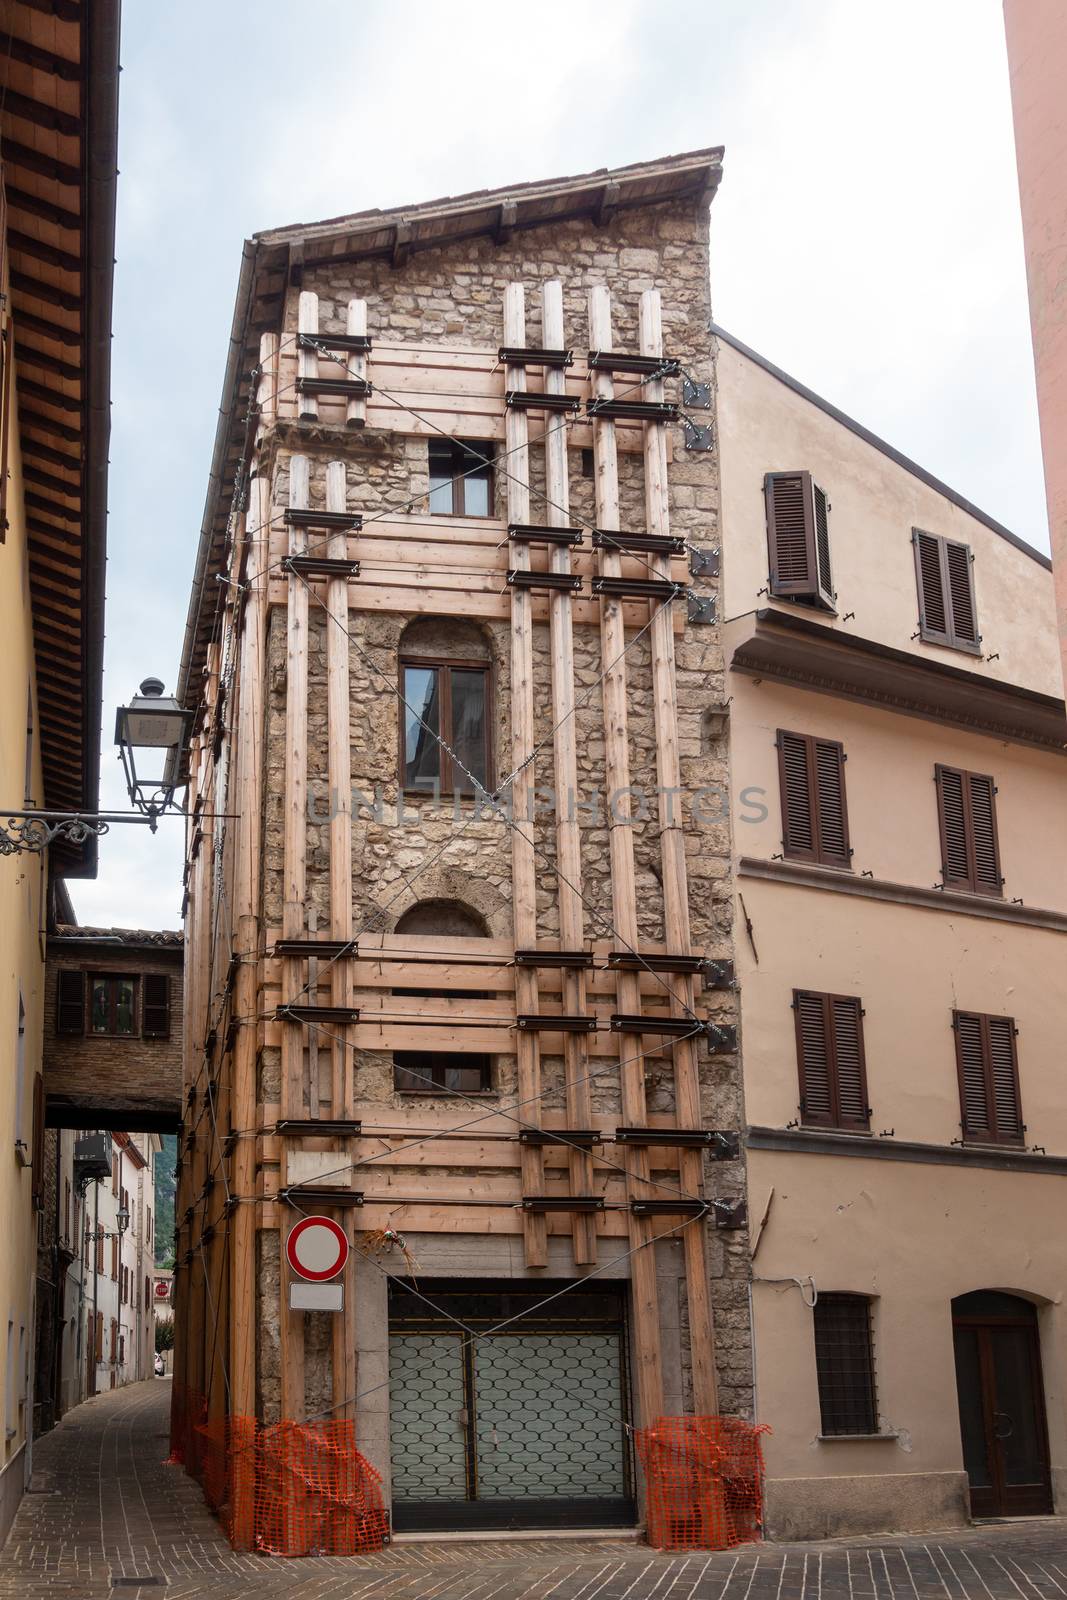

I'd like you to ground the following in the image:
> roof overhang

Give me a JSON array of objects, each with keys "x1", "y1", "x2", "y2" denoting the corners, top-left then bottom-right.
[
  {"x1": 728, "y1": 606, "x2": 1067, "y2": 751},
  {"x1": 176, "y1": 147, "x2": 724, "y2": 718},
  {"x1": 1, "y1": 0, "x2": 121, "y2": 875}
]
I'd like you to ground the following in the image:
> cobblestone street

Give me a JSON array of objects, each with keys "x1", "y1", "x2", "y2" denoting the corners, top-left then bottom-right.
[{"x1": 3, "y1": 1381, "x2": 1067, "y2": 1600}]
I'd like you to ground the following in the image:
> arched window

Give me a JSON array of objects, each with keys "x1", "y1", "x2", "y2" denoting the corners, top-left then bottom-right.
[
  {"x1": 399, "y1": 619, "x2": 491, "y2": 797},
  {"x1": 392, "y1": 900, "x2": 492, "y2": 1094}
]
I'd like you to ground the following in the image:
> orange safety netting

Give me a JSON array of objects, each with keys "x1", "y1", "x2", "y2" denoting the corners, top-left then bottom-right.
[
  {"x1": 169, "y1": 1383, "x2": 388, "y2": 1556},
  {"x1": 635, "y1": 1415, "x2": 770, "y2": 1551}
]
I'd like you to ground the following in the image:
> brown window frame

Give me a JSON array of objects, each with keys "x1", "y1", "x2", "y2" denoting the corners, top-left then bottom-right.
[
  {"x1": 776, "y1": 729, "x2": 851, "y2": 868},
  {"x1": 793, "y1": 990, "x2": 870, "y2": 1133},
  {"x1": 427, "y1": 438, "x2": 495, "y2": 518},
  {"x1": 88, "y1": 974, "x2": 140, "y2": 1038},
  {"x1": 765, "y1": 470, "x2": 835, "y2": 612},
  {"x1": 399, "y1": 654, "x2": 493, "y2": 797},
  {"x1": 935, "y1": 764, "x2": 1002, "y2": 897},
  {"x1": 953, "y1": 1009, "x2": 1024, "y2": 1147},
  {"x1": 813, "y1": 1293, "x2": 878, "y2": 1436},
  {"x1": 913, "y1": 528, "x2": 980, "y2": 655}
]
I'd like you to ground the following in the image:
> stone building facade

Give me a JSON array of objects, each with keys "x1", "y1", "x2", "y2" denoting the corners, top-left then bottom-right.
[{"x1": 174, "y1": 149, "x2": 752, "y2": 1544}]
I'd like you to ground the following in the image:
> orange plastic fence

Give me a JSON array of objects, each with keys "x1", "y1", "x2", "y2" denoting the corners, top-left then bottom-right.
[
  {"x1": 170, "y1": 1384, "x2": 387, "y2": 1556},
  {"x1": 635, "y1": 1415, "x2": 769, "y2": 1551}
]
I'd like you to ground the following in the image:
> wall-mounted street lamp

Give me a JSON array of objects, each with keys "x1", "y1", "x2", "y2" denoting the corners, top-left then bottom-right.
[
  {"x1": 114, "y1": 677, "x2": 193, "y2": 830},
  {"x1": 116, "y1": 1202, "x2": 131, "y2": 1235},
  {"x1": 0, "y1": 676, "x2": 192, "y2": 857}
]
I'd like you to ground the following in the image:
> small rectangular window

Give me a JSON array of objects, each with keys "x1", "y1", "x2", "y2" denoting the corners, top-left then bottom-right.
[
  {"x1": 935, "y1": 765, "x2": 1002, "y2": 897},
  {"x1": 428, "y1": 439, "x2": 495, "y2": 517},
  {"x1": 90, "y1": 976, "x2": 138, "y2": 1037},
  {"x1": 777, "y1": 730, "x2": 850, "y2": 867},
  {"x1": 954, "y1": 1010, "x2": 1023, "y2": 1146},
  {"x1": 401, "y1": 658, "x2": 490, "y2": 795},
  {"x1": 793, "y1": 990, "x2": 870, "y2": 1132},
  {"x1": 765, "y1": 471, "x2": 834, "y2": 610},
  {"x1": 913, "y1": 529, "x2": 979, "y2": 654},
  {"x1": 814, "y1": 1293, "x2": 878, "y2": 1435}
]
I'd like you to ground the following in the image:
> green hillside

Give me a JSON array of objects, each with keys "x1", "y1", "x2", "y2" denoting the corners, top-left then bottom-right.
[{"x1": 154, "y1": 1134, "x2": 177, "y2": 1265}]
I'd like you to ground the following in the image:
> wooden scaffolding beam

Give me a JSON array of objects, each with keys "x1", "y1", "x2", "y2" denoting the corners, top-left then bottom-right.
[
  {"x1": 504, "y1": 281, "x2": 548, "y2": 1269},
  {"x1": 588, "y1": 284, "x2": 664, "y2": 1425},
  {"x1": 542, "y1": 279, "x2": 596, "y2": 1268},
  {"x1": 640, "y1": 288, "x2": 718, "y2": 1414}
]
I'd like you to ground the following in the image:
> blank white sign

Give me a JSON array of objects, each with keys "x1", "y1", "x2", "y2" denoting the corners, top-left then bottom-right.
[{"x1": 289, "y1": 1281, "x2": 344, "y2": 1312}]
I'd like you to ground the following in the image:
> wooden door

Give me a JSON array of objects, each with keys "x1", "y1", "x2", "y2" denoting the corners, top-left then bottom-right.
[{"x1": 952, "y1": 1291, "x2": 1052, "y2": 1518}]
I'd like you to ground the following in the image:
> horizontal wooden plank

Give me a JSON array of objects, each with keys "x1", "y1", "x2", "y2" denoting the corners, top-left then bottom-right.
[{"x1": 267, "y1": 578, "x2": 686, "y2": 632}]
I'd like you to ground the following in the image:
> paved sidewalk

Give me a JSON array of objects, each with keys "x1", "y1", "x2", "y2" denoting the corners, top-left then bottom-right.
[{"x1": 2, "y1": 1380, "x2": 1067, "y2": 1600}]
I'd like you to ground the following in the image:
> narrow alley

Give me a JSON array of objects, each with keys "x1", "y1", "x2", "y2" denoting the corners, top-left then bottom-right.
[{"x1": 2, "y1": 1381, "x2": 1067, "y2": 1600}]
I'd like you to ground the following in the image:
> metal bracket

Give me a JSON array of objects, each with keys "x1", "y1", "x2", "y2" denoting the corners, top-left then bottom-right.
[
  {"x1": 682, "y1": 376, "x2": 712, "y2": 410},
  {"x1": 702, "y1": 959, "x2": 735, "y2": 990},
  {"x1": 687, "y1": 594, "x2": 716, "y2": 626},
  {"x1": 711, "y1": 1130, "x2": 741, "y2": 1162},
  {"x1": 705, "y1": 1022, "x2": 737, "y2": 1054},
  {"x1": 715, "y1": 1197, "x2": 748, "y2": 1230},
  {"x1": 682, "y1": 418, "x2": 714, "y2": 452},
  {"x1": 688, "y1": 546, "x2": 720, "y2": 578}
]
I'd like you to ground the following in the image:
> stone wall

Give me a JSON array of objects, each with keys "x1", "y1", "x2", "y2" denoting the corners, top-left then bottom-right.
[{"x1": 255, "y1": 195, "x2": 752, "y2": 1421}]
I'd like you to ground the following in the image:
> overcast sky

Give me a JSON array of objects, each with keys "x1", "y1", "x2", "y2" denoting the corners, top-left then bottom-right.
[{"x1": 72, "y1": 0, "x2": 1045, "y2": 929}]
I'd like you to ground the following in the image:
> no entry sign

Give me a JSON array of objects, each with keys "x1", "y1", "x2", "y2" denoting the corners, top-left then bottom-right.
[{"x1": 285, "y1": 1216, "x2": 349, "y2": 1282}]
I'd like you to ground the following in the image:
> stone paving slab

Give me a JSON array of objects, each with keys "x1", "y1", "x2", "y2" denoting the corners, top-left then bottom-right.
[{"x1": 2, "y1": 1380, "x2": 1066, "y2": 1600}]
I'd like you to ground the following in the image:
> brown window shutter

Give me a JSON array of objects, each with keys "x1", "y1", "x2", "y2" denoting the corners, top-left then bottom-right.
[
  {"x1": 967, "y1": 773, "x2": 1001, "y2": 893},
  {"x1": 914, "y1": 529, "x2": 980, "y2": 654},
  {"x1": 794, "y1": 990, "x2": 870, "y2": 1132},
  {"x1": 813, "y1": 739, "x2": 850, "y2": 866},
  {"x1": 955, "y1": 1011, "x2": 990, "y2": 1135},
  {"x1": 795, "y1": 991, "x2": 834, "y2": 1125},
  {"x1": 954, "y1": 1010, "x2": 1022, "y2": 1145},
  {"x1": 765, "y1": 472, "x2": 835, "y2": 610},
  {"x1": 936, "y1": 765, "x2": 1002, "y2": 896},
  {"x1": 56, "y1": 970, "x2": 85, "y2": 1035},
  {"x1": 812, "y1": 481, "x2": 834, "y2": 606},
  {"x1": 778, "y1": 731, "x2": 851, "y2": 868},
  {"x1": 142, "y1": 974, "x2": 170, "y2": 1038},
  {"x1": 830, "y1": 997, "x2": 869, "y2": 1129},
  {"x1": 944, "y1": 540, "x2": 978, "y2": 646},
  {"x1": 987, "y1": 1016, "x2": 1023, "y2": 1141}
]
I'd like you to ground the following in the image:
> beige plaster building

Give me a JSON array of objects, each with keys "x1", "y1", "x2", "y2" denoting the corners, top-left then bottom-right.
[{"x1": 717, "y1": 327, "x2": 1067, "y2": 1538}]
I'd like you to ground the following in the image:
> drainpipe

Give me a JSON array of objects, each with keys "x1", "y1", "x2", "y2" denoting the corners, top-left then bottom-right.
[{"x1": 91, "y1": 1183, "x2": 99, "y2": 1396}]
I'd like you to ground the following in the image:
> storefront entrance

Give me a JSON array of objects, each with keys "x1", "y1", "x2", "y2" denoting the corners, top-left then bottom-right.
[
  {"x1": 388, "y1": 1282, "x2": 636, "y2": 1531},
  {"x1": 952, "y1": 1291, "x2": 1053, "y2": 1518}
]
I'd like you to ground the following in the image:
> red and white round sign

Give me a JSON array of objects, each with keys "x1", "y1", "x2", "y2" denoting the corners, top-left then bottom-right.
[{"x1": 285, "y1": 1216, "x2": 349, "y2": 1282}]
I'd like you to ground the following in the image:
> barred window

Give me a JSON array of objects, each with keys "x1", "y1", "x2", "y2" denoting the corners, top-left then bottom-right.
[{"x1": 813, "y1": 1293, "x2": 877, "y2": 1435}]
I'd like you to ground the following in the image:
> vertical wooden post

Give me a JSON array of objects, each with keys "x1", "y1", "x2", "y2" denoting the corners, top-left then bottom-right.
[
  {"x1": 345, "y1": 299, "x2": 367, "y2": 429},
  {"x1": 229, "y1": 472, "x2": 267, "y2": 1543},
  {"x1": 326, "y1": 457, "x2": 358, "y2": 1419},
  {"x1": 257, "y1": 331, "x2": 278, "y2": 439},
  {"x1": 504, "y1": 282, "x2": 548, "y2": 1269},
  {"x1": 640, "y1": 288, "x2": 718, "y2": 1416},
  {"x1": 542, "y1": 280, "x2": 596, "y2": 1267},
  {"x1": 297, "y1": 292, "x2": 318, "y2": 421},
  {"x1": 588, "y1": 284, "x2": 665, "y2": 1426},
  {"x1": 281, "y1": 455, "x2": 309, "y2": 1421}
]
